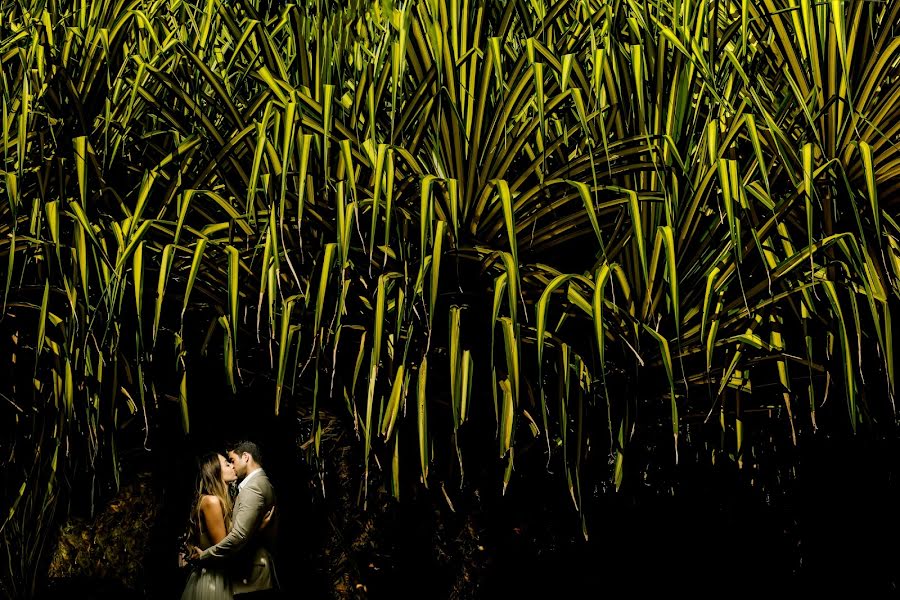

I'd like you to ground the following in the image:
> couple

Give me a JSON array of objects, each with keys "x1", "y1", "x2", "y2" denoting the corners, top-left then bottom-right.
[{"x1": 181, "y1": 441, "x2": 279, "y2": 599}]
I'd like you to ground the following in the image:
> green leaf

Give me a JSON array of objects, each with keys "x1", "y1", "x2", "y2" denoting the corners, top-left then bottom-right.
[
  {"x1": 182, "y1": 238, "x2": 208, "y2": 321},
  {"x1": 417, "y1": 358, "x2": 430, "y2": 487},
  {"x1": 226, "y1": 245, "x2": 240, "y2": 350},
  {"x1": 314, "y1": 244, "x2": 337, "y2": 334},
  {"x1": 153, "y1": 244, "x2": 175, "y2": 344},
  {"x1": 381, "y1": 365, "x2": 407, "y2": 439},
  {"x1": 643, "y1": 324, "x2": 678, "y2": 462},
  {"x1": 859, "y1": 142, "x2": 880, "y2": 239}
]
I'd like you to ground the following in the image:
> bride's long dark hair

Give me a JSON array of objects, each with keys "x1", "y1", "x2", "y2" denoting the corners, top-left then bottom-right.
[{"x1": 187, "y1": 453, "x2": 233, "y2": 543}]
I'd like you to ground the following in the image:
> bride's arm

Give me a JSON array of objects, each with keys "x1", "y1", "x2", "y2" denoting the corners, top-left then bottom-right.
[
  {"x1": 260, "y1": 505, "x2": 275, "y2": 530},
  {"x1": 200, "y1": 496, "x2": 228, "y2": 545}
]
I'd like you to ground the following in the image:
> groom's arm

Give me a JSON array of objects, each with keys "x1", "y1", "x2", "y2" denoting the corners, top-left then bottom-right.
[{"x1": 197, "y1": 486, "x2": 266, "y2": 563}]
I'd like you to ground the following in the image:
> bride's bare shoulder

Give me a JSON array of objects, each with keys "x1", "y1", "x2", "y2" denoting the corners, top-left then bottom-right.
[{"x1": 199, "y1": 495, "x2": 223, "y2": 511}]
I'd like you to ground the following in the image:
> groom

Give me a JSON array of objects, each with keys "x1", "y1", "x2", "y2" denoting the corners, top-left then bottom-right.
[{"x1": 190, "y1": 440, "x2": 278, "y2": 596}]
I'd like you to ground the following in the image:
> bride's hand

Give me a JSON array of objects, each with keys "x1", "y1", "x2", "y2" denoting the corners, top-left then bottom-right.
[
  {"x1": 185, "y1": 545, "x2": 201, "y2": 563},
  {"x1": 261, "y1": 505, "x2": 275, "y2": 530}
]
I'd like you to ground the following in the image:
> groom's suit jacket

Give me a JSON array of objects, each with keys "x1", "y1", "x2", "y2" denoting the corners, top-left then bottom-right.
[{"x1": 198, "y1": 469, "x2": 278, "y2": 595}]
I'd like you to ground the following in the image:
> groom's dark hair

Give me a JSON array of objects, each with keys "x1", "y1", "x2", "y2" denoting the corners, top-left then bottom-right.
[{"x1": 230, "y1": 440, "x2": 263, "y2": 466}]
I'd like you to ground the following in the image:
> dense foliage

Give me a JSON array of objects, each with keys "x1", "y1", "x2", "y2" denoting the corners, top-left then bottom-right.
[{"x1": 2, "y1": 0, "x2": 899, "y2": 594}]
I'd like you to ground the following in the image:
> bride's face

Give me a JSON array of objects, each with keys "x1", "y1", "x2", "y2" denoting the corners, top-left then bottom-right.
[{"x1": 218, "y1": 454, "x2": 237, "y2": 484}]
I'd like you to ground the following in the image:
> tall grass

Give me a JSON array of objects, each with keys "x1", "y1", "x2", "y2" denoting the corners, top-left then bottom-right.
[{"x1": 1, "y1": 0, "x2": 898, "y2": 589}]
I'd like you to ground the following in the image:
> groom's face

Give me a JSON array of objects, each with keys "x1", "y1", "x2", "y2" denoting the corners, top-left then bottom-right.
[{"x1": 228, "y1": 450, "x2": 250, "y2": 479}]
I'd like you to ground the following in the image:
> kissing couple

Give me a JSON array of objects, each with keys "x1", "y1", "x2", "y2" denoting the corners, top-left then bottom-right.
[{"x1": 180, "y1": 441, "x2": 279, "y2": 599}]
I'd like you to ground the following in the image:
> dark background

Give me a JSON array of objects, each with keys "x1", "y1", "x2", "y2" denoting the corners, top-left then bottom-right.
[{"x1": 43, "y1": 401, "x2": 899, "y2": 598}]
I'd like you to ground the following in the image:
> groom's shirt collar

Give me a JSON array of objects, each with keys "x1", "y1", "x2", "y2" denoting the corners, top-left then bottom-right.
[{"x1": 239, "y1": 467, "x2": 263, "y2": 491}]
